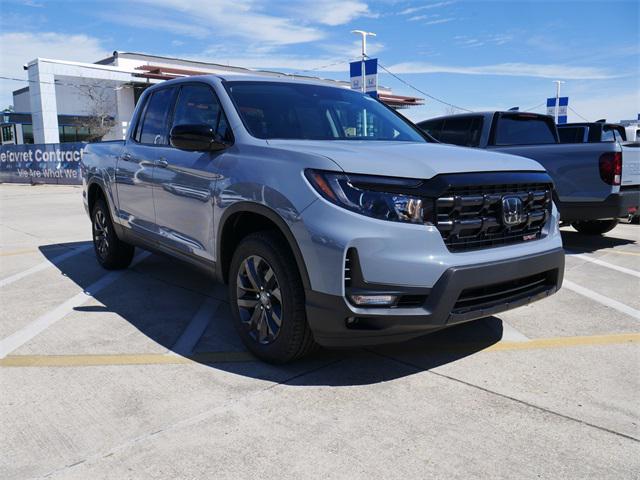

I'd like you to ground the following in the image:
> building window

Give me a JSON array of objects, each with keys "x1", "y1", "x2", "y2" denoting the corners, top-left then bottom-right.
[
  {"x1": 58, "y1": 125, "x2": 92, "y2": 143},
  {"x1": 22, "y1": 124, "x2": 34, "y2": 144},
  {"x1": 2, "y1": 125, "x2": 14, "y2": 143}
]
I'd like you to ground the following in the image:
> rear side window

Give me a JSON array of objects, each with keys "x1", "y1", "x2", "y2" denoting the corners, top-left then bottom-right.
[
  {"x1": 172, "y1": 84, "x2": 232, "y2": 142},
  {"x1": 439, "y1": 116, "x2": 484, "y2": 147},
  {"x1": 417, "y1": 119, "x2": 444, "y2": 139},
  {"x1": 139, "y1": 88, "x2": 176, "y2": 145},
  {"x1": 493, "y1": 114, "x2": 556, "y2": 146},
  {"x1": 601, "y1": 128, "x2": 615, "y2": 142},
  {"x1": 558, "y1": 126, "x2": 586, "y2": 143}
]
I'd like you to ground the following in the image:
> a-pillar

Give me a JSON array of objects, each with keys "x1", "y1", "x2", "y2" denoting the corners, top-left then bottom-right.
[{"x1": 28, "y1": 59, "x2": 60, "y2": 144}]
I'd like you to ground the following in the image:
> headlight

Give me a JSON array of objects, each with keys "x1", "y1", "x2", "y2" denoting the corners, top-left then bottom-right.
[{"x1": 305, "y1": 170, "x2": 430, "y2": 224}]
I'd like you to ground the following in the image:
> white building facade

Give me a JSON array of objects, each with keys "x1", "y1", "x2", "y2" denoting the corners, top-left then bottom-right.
[{"x1": 3, "y1": 51, "x2": 423, "y2": 145}]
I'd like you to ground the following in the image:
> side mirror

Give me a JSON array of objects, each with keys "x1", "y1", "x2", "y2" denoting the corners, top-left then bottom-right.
[{"x1": 169, "y1": 124, "x2": 228, "y2": 152}]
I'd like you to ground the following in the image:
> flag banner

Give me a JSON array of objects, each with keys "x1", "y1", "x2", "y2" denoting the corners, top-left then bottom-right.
[
  {"x1": 350, "y1": 59, "x2": 378, "y2": 97},
  {"x1": 547, "y1": 97, "x2": 569, "y2": 123},
  {"x1": 364, "y1": 58, "x2": 377, "y2": 95},
  {"x1": 350, "y1": 61, "x2": 362, "y2": 91}
]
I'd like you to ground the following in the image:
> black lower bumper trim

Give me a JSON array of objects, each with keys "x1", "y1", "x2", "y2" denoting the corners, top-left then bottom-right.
[
  {"x1": 305, "y1": 247, "x2": 564, "y2": 347},
  {"x1": 559, "y1": 189, "x2": 640, "y2": 221}
]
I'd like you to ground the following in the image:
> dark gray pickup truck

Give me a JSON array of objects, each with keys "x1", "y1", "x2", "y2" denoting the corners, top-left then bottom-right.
[{"x1": 418, "y1": 111, "x2": 640, "y2": 235}]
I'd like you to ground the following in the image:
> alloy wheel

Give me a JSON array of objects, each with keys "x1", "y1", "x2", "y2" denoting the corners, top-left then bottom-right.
[
  {"x1": 93, "y1": 210, "x2": 110, "y2": 259},
  {"x1": 236, "y1": 255, "x2": 283, "y2": 345}
]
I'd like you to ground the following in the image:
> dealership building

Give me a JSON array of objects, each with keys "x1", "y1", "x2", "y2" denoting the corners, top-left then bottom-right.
[{"x1": 1, "y1": 51, "x2": 424, "y2": 145}]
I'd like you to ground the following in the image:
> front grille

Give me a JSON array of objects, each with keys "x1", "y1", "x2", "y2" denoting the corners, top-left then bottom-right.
[
  {"x1": 453, "y1": 271, "x2": 554, "y2": 313},
  {"x1": 434, "y1": 183, "x2": 552, "y2": 251}
]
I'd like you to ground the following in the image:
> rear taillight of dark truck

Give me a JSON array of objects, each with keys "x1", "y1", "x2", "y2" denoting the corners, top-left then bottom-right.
[{"x1": 599, "y1": 152, "x2": 622, "y2": 186}]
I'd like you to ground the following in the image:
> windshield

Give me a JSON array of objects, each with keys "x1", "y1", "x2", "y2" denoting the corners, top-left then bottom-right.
[{"x1": 225, "y1": 81, "x2": 426, "y2": 142}]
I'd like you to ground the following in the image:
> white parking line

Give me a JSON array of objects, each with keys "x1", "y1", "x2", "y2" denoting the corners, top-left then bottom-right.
[
  {"x1": 566, "y1": 251, "x2": 640, "y2": 279},
  {"x1": 0, "y1": 244, "x2": 92, "y2": 288},
  {"x1": 0, "y1": 252, "x2": 151, "y2": 359},
  {"x1": 171, "y1": 297, "x2": 220, "y2": 356},
  {"x1": 563, "y1": 280, "x2": 640, "y2": 320}
]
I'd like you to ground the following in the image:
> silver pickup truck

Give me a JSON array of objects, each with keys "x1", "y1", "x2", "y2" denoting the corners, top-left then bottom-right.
[
  {"x1": 81, "y1": 76, "x2": 564, "y2": 363},
  {"x1": 418, "y1": 112, "x2": 640, "y2": 235}
]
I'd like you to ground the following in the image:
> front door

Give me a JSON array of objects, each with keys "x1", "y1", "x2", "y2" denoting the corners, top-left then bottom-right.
[
  {"x1": 116, "y1": 86, "x2": 176, "y2": 240},
  {"x1": 152, "y1": 83, "x2": 232, "y2": 264}
]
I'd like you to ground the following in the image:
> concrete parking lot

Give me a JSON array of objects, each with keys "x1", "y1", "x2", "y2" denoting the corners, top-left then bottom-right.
[{"x1": 1, "y1": 183, "x2": 638, "y2": 479}]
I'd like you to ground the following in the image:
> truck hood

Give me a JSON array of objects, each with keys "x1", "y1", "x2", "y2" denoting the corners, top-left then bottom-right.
[{"x1": 266, "y1": 140, "x2": 545, "y2": 178}]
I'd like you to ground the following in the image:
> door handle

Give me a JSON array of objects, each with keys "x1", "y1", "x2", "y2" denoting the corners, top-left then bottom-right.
[
  {"x1": 121, "y1": 152, "x2": 133, "y2": 161},
  {"x1": 156, "y1": 158, "x2": 169, "y2": 168}
]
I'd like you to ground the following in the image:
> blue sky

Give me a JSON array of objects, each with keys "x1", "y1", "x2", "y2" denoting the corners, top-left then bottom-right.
[{"x1": 1, "y1": 0, "x2": 638, "y2": 122}]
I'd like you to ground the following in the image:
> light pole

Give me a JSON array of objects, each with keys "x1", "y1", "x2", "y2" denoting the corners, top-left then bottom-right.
[
  {"x1": 351, "y1": 30, "x2": 376, "y2": 93},
  {"x1": 553, "y1": 80, "x2": 565, "y2": 123}
]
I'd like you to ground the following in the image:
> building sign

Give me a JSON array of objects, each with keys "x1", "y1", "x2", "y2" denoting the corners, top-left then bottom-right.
[
  {"x1": 0, "y1": 143, "x2": 85, "y2": 185},
  {"x1": 547, "y1": 97, "x2": 569, "y2": 124},
  {"x1": 350, "y1": 59, "x2": 378, "y2": 97}
]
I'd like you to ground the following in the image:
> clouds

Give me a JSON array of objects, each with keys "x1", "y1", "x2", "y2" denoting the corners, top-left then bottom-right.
[
  {"x1": 103, "y1": 0, "x2": 375, "y2": 47},
  {"x1": 0, "y1": 32, "x2": 109, "y2": 108},
  {"x1": 387, "y1": 61, "x2": 618, "y2": 80},
  {"x1": 293, "y1": 1, "x2": 375, "y2": 26},
  {"x1": 399, "y1": 1, "x2": 456, "y2": 16}
]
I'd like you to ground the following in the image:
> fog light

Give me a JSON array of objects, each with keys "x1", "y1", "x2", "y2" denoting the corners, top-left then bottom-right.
[{"x1": 349, "y1": 294, "x2": 398, "y2": 306}]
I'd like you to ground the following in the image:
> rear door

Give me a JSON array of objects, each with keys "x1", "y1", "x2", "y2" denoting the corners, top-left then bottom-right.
[
  {"x1": 152, "y1": 82, "x2": 232, "y2": 264},
  {"x1": 116, "y1": 86, "x2": 177, "y2": 239}
]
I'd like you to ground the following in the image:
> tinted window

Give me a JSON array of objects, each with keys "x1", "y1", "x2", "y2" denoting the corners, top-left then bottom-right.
[
  {"x1": 417, "y1": 119, "x2": 444, "y2": 140},
  {"x1": 558, "y1": 126, "x2": 586, "y2": 143},
  {"x1": 440, "y1": 116, "x2": 483, "y2": 147},
  {"x1": 226, "y1": 82, "x2": 425, "y2": 142},
  {"x1": 172, "y1": 84, "x2": 231, "y2": 141},
  {"x1": 139, "y1": 88, "x2": 175, "y2": 145},
  {"x1": 494, "y1": 114, "x2": 556, "y2": 145}
]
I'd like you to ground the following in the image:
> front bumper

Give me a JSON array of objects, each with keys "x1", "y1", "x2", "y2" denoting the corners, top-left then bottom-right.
[
  {"x1": 306, "y1": 247, "x2": 564, "y2": 347},
  {"x1": 559, "y1": 188, "x2": 640, "y2": 221}
]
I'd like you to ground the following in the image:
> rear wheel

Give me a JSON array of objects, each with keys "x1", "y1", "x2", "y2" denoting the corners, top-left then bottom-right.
[
  {"x1": 229, "y1": 231, "x2": 317, "y2": 363},
  {"x1": 91, "y1": 198, "x2": 135, "y2": 269},
  {"x1": 571, "y1": 219, "x2": 619, "y2": 235}
]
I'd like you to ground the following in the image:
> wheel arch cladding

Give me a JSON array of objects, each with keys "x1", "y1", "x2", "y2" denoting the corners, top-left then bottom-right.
[{"x1": 217, "y1": 202, "x2": 311, "y2": 290}]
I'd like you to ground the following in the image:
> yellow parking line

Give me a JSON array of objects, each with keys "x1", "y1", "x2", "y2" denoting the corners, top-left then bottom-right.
[
  {"x1": 0, "y1": 248, "x2": 39, "y2": 257},
  {"x1": 0, "y1": 333, "x2": 638, "y2": 368},
  {"x1": 484, "y1": 333, "x2": 640, "y2": 352},
  {"x1": 605, "y1": 250, "x2": 640, "y2": 257},
  {"x1": 0, "y1": 351, "x2": 255, "y2": 367}
]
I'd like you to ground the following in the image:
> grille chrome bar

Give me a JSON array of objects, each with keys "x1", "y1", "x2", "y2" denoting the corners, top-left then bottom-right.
[{"x1": 434, "y1": 183, "x2": 552, "y2": 252}]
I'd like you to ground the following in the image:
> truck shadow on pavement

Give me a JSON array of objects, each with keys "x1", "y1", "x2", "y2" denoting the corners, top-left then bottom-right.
[
  {"x1": 40, "y1": 241, "x2": 504, "y2": 386},
  {"x1": 560, "y1": 229, "x2": 636, "y2": 253}
]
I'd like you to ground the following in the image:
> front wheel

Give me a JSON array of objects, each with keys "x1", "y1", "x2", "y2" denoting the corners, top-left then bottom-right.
[
  {"x1": 92, "y1": 198, "x2": 135, "y2": 269},
  {"x1": 571, "y1": 219, "x2": 619, "y2": 235},
  {"x1": 229, "y1": 231, "x2": 317, "y2": 363}
]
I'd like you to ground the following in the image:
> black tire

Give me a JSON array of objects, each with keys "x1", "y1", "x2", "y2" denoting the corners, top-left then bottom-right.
[
  {"x1": 571, "y1": 219, "x2": 619, "y2": 235},
  {"x1": 229, "y1": 231, "x2": 317, "y2": 363},
  {"x1": 91, "y1": 197, "x2": 135, "y2": 270}
]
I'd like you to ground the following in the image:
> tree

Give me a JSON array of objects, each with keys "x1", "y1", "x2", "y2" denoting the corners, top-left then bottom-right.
[{"x1": 71, "y1": 80, "x2": 116, "y2": 142}]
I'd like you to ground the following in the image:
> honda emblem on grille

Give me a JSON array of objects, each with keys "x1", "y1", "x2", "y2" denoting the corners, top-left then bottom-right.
[{"x1": 502, "y1": 196, "x2": 525, "y2": 226}]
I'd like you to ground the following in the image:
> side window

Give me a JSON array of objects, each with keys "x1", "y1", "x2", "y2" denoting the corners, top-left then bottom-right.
[
  {"x1": 139, "y1": 88, "x2": 175, "y2": 145},
  {"x1": 438, "y1": 117, "x2": 483, "y2": 147},
  {"x1": 418, "y1": 119, "x2": 444, "y2": 140},
  {"x1": 612, "y1": 129, "x2": 625, "y2": 143},
  {"x1": 601, "y1": 128, "x2": 615, "y2": 142},
  {"x1": 172, "y1": 84, "x2": 232, "y2": 142}
]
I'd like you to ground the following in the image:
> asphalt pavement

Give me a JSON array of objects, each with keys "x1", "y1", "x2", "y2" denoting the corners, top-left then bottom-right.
[{"x1": 1, "y1": 184, "x2": 638, "y2": 479}]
